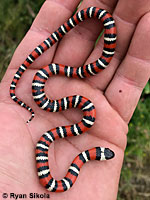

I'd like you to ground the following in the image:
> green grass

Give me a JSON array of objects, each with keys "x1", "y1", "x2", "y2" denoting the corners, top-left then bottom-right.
[
  {"x1": 0, "y1": 0, "x2": 44, "y2": 80},
  {"x1": 0, "y1": 1, "x2": 150, "y2": 199},
  {"x1": 118, "y1": 93, "x2": 150, "y2": 199}
]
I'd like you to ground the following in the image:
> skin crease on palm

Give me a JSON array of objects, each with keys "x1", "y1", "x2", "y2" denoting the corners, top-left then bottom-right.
[{"x1": 0, "y1": 0, "x2": 150, "y2": 199}]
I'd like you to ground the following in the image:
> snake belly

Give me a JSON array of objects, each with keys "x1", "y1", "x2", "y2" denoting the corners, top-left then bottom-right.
[{"x1": 10, "y1": 7, "x2": 117, "y2": 192}]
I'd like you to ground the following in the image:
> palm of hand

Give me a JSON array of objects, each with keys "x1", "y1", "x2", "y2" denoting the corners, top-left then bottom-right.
[
  {"x1": 0, "y1": 1, "x2": 150, "y2": 200},
  {"x1": 0, "y1": 70, "x2": 126, "y2": 199},
  {"x1": 0, "y1": 38, "x2": 126, "y2": 200}
]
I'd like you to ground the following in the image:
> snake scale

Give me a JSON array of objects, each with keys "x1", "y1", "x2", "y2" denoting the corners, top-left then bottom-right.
[{"x1": 10, "y1": 7, "x2": 117, "y2": 192}]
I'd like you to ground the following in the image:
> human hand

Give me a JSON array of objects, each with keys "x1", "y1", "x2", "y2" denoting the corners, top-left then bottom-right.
[{"x1": 0, "y1": 0, "x2": 150, "y2": 199}]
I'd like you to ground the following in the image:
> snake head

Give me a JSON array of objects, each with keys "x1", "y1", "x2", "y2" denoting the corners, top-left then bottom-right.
[{"x1": 104, "y1": 148, "x2": 115, "y2": 160}]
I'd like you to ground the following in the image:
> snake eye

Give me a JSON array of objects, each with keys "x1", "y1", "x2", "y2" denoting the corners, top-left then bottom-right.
[{"x1": 104, "y1": 148, "x2": 115, "y2": 160}]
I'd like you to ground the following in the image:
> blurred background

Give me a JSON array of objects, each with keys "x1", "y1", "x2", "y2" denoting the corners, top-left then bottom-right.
[{"x1": 0, "y1": 1, "x2": 150, "y2": 199}]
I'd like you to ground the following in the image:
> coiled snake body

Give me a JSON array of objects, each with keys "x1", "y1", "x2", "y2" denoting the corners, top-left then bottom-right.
[{"x1": 10, "y1": 7, "x2": 117, "y2": 192}]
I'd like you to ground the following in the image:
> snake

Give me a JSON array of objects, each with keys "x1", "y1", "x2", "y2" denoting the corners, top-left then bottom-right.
[{"x1": 10, "y1": 7, "x2": 117, "y2": 192}]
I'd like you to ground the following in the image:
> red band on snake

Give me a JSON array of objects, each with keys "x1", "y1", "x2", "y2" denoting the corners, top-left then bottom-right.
[{"x1": 10, "y1": 7, "x2": 117, "y2": 192}]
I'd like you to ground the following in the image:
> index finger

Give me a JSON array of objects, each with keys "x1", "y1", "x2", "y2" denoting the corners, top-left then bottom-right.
[
  {"x1": 0, "y1": 0, "x2": 81, "y2": 99},
  {"x1": 3, "y1": 0, "x2": 81, "y2": 73}
]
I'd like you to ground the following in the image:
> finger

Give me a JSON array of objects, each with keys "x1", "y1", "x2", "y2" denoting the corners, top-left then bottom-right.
[
  {"x1": 3, "y1": 0, "x2": 81, "y2": 73},
  {"x1": 53, "y1": 0, "x2": 118, "y2": 67},
  {"x1": 85, "y1": 0, "x2": 150, "y2": 91},
  {"x1": 0, "y1": 0, "x2": 81, "y2": 100},
  {"x1": 105, "y1": 12, "x2": 150, "y2": 123}
]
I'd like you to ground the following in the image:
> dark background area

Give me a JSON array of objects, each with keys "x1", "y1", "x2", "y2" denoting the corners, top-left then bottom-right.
[{"x1": 0, "y1": 1, "x2": 150, "y2": 199}]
